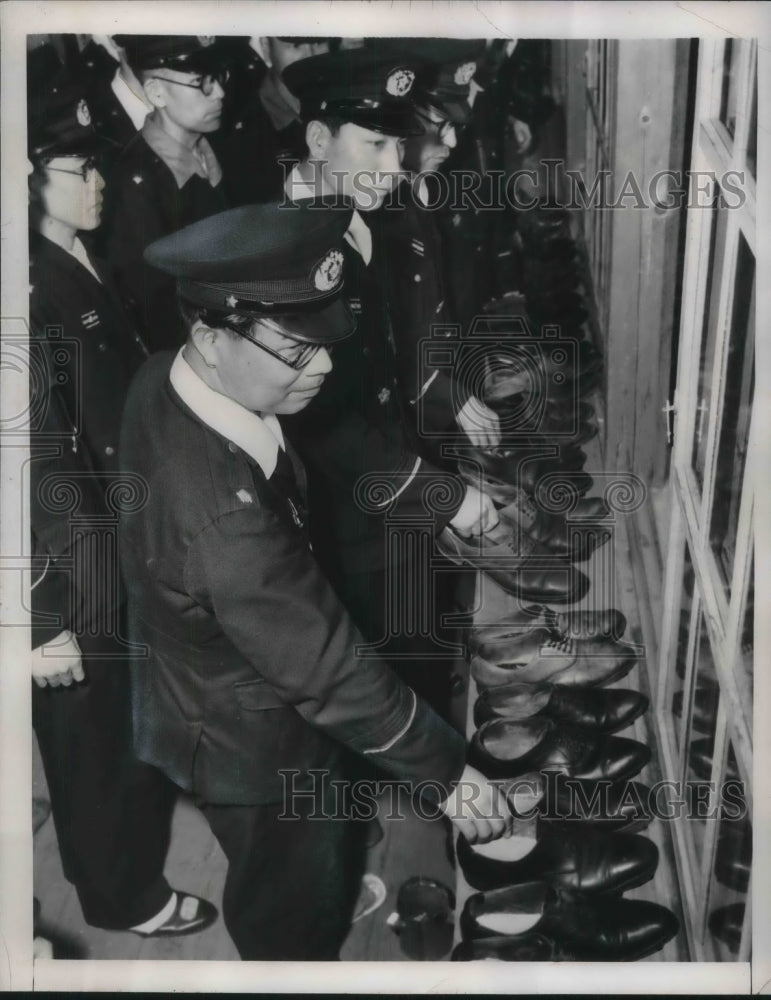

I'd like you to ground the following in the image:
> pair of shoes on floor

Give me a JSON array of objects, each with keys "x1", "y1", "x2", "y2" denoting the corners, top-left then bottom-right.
[
  {"x1": 468, "y1": 716, "x2": 651, "y2": 785},
  {"x1": 455, "y1": 818, "x2": 658, "y2": 895},
  {"x1": 455, "y1": 880, "x2": 678, "y2": 961},
  {"x1": 469, "y1": 627, "x2": 640, "y2": 689},
  {"x1": 473, "y1": 680, "x2": 648, "y2": 734},
  {"x1": 436, "y1": 524, "x2": 590, "y2": 605}
]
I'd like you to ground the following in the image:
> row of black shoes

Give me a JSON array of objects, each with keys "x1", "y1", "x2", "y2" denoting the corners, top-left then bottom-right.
[
  {"x1": 438, "y1": 203, "x2": 609, "y2": 606},
  {"x1": 452, "y1": 608, "x2": 679, "y2": 961}
]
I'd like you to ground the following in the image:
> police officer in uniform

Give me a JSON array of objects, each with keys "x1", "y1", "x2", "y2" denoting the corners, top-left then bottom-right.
[
  {"x1": 102, "y1": 35, "x2": 230, "y2": 352},
  {"x1": 120, "y1": 200, "x2": 511, "y2": 960},
  {"x1": 371, "y1": 39, "x2": 501, "y2": 454},
  {"x1": 280, "y1": 48, "x2": 500, "y2": 718},
  {"x1": 28, "y1": 49, "x2": 216, "y2": 939}
]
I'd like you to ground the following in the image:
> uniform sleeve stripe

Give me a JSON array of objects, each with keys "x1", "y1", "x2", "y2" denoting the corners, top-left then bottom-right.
[
  {"x1": 30, "y1": 555, "x2": 50, "y2": 591},
  {"x1": 370, "y1": 457, "x2": 423, "y2": 507},
  {"x1": 362, "y1": 689, "x2": 417, "y2": 755},
  {"x1": 411, "y1": 370, "x2": 440, "y2": 403}
]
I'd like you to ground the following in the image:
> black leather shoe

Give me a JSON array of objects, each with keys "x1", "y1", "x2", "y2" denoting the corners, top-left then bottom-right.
[
  {"x1": 436, "y1": 527, "x2": 590, "y2": 605},
  {"x1": 495, "y1": 497, "x2": 610, "y2": 564},
  {"x1": 456, "y1": 822, "x2": 658, "y2": 895},
  {"x1": 132, "y1": 893, "x2": 218, "y2": 938},
  {"x1": 503, "y1": 772, "x2": 653, "y2": 832},
  {"x1": 469, "y1": 717, "x2": 651, "y2": 783},
  {"x1": 474, "y1": 681, "x2": 648, "y2": 733},
  {"x1": 470, "y1": 629, "x2": 639, "y2": 689},
  {"x1": 452, "y1": 933, "x2": 560, "y2": 961},
  {"x1": 461, "y1": 882, "x2": 679, "y2": 961},
  {"x1": 501, "y1": 771, "x2": 653, "y2": 832},
  {"x1": 468, "y1": 607, "x2": 627, "y2": 651}
]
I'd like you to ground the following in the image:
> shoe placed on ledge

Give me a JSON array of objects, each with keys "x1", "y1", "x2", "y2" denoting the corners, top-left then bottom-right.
[
  {"x1": 497, "y1": 497, "x2": 611, "y2": 563},
  {"x1": 460, "y1": 881, "x2": 679, "y2": 961},
  {"x1": 436, "y1": 526, "x2": 590, "y2": 605},
  {"x1": 474, "y1": 681, "x2": 649, "y2": 734},
  {"x1": 469, "y1": 717, "x2": 651, "y2": 784},
  {"x1": 467, "y1": 607, "x2": 627, "y2": 651},
  {"x1": 131, "y1": 892, "x2": 218, "y2": 938},
  {"x1": 456, "y1": 821, "x2": 658, "y2": 895},
  {"x1": 470, "y1": 630, "x2": 639, "y2": 689},
  {"x1": 503, "y1": 772, "x2": 653, "y2": 833}
]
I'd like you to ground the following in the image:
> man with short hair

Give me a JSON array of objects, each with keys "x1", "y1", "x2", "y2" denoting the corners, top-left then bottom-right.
[
  {"x1": 280, "y1": 48, "x2": 500, "y2": 717},
  {"x1": 119, "y1": 200, "x2": 511, "y2": 959},
  {"x1": 103, "y1": 35, "x2": 230, "y2": 351}
]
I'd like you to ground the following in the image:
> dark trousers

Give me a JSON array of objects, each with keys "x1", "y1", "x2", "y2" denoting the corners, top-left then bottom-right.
[
  {"x1": 200, "y1": 765, "x2": 367, "y2": 960},
  {"x1": 32, "y1": 631, "x2": 175, "y2": 929}
]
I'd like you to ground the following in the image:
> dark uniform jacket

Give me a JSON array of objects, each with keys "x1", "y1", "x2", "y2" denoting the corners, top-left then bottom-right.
[
  {"x1": 212, "y1": 66, "x2": 304, "y2": 207},
  {"x1": 284, "y1": 227, "x2": 465, "y2": 578},
  {"x1": 119, "y1": 352, "x2": 466, "y2": 805},
  {"x1": 30, "y1": 234, "x2": 149, "y2": 474},
  {"x1": 103, "y1": 128, "x2": 228, "y2": 352},
  {"x1": 28, "y1": 235, "x2": 146, "y2": 647},
  {"x1": 373, "y1": 184, "x2": 471, "y2": 450}
]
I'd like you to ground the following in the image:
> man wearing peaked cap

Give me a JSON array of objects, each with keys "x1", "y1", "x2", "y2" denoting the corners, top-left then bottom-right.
[
  {"x1": 374, "y1": 37, "x2": 486, "y2": 130},
  {"x1": 27, "y1": 44, "x2": 218, "y2": 942},
  {"x1": 101, "y1": 35, "x2": 231, "y2": 353},
  {"x1": 120, "y1": 200, "x2": 512, "y2": 959},
  {"x1": 279, "y1": 45, "x2": 499, "y2": 719}
]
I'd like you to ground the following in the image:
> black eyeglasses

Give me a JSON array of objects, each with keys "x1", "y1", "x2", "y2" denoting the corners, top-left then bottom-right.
[
  {"x1": 231, "y1": 318, "x2": 328, "y2": 371},
  {"x1": 414, "y1": 109, "x2": 458, "y2": 143},
  {"x1": 45, "y1": 156, "x2": 99, "y2": 181},
  {"x1": 150, "y1": 69, "x2": 231, "y2": 97}
]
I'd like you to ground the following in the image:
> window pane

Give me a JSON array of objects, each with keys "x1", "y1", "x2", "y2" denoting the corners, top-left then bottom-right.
[
  {"x1": 684, "y1": 612, "x2": 720, "y2": 873},
  {"x1": 670, "y1": 544, "x2": 696, "y2": 753},
  {"x1": 746, "y1": 76, "x2": 757, "y2": 180},
  {"x1": 709, "y1": 234, "x2": 755, "y2": 595},
  {"x1": 740, "y1": 550, "x2": 754, "y2": 711},
  {"x1": 691, "y1": 190, "x2": 722, "y2": 491},
  {"x1": 706, "y1": 743, "x2": 751, "y2": 959},
  {"x1": 719, "y1": 38, "x2": 740, "y2": 140}
]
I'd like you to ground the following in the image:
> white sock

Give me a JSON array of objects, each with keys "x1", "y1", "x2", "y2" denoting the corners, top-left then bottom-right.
[{"x1": 130, "y1": 891, "x2": 177, "y2": 934}]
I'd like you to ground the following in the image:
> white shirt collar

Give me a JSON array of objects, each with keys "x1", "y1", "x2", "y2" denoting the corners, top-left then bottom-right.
[
  {"x1": 169, "y1": 348, "x2": 285, "y2": 480},
  {"x1": 285, "y1": 164, "x2": 373, "y2": 265},
  {"x1": 111, "y1": 69, "x2": 152, "y2": 131}
]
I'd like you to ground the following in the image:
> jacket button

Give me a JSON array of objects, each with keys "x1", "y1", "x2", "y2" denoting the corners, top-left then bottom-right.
[
  {"x1": 414, "y1": 274, "x2": 422, "y2": 283},
  {"x1": 228, "y1": 442, "x2": 238, "y2": 453},
  {"x1": 105, "y1": 445, "x2": 115, "y2": 456},
  {"x1": 98, "y1": 342, "x2": 107, "y2": 352}
]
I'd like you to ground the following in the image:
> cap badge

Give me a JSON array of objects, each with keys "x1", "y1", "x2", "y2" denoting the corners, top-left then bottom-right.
[
  {"x1": 197, "y1": 35, "x2": 215, "y2": 47},
  {"x1": 76, "y1": 99, "x2": 92, "y2": 127},
  {"x1": 454, "y1": 62, "x2": 477, "y2": 86},
  {"x1": 225, "y1": 294, "x2": 238, "y2": 308},
  {"x1": 386, "y1": 67, "x2": 415, "y2": 98},
  {"x1": 313, "y1": 249, "x2": 344, "y2": 292}
]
